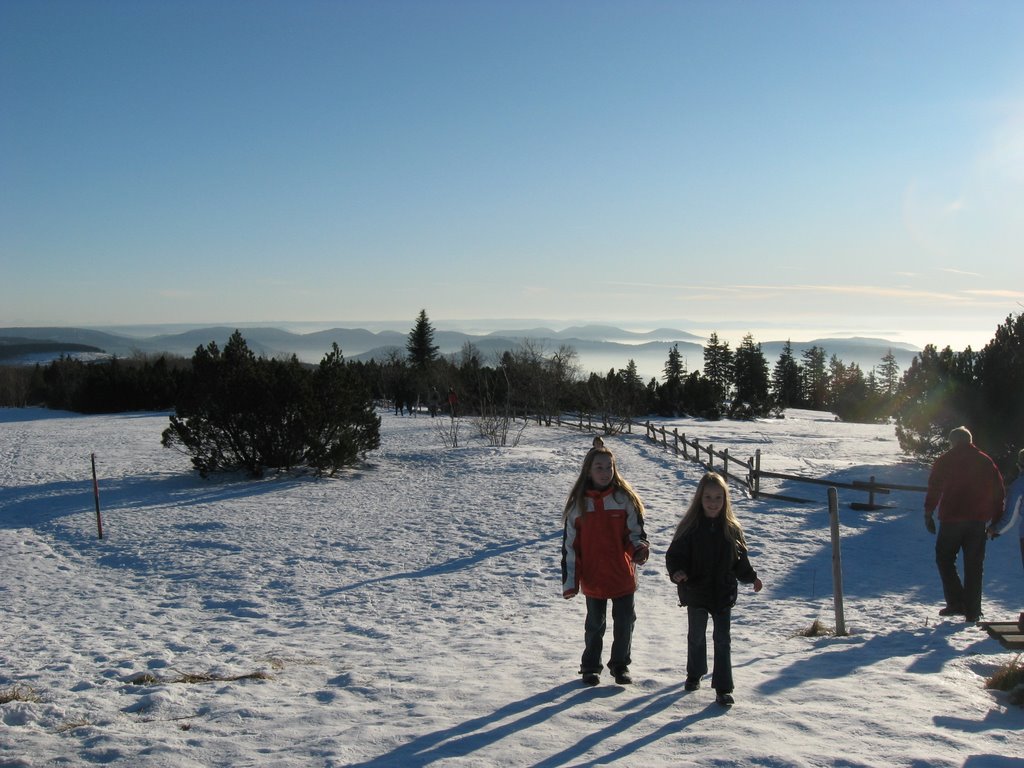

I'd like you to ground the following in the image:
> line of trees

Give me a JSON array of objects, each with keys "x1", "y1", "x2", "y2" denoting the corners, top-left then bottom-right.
[
  {"x1": 358, "y1": 314, "x2": 904, "y2": 429},
  {"x1": 0, "y1": 353, "x2": 188, "y2": 412},
  {"x1": 3, "y1": 310, "x2": 1021, "y2": 470}
]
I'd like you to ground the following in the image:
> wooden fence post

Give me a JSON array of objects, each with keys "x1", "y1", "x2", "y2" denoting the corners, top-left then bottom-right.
[
  {"x1": 753, "y1": 450, "x2": 761, "y2": 498},
  {"x1": 682, "y1": 433, "x2": 688, "y2": 459},
  {"x1": 707, "y1": 443, "x2": 714, "y2": 469},
  {"x1": 828, "y1": 487, "x2": 847, "y2": 636},
  {"x1": 723, "y1": 448, "x2": 730, "y2": 481}
]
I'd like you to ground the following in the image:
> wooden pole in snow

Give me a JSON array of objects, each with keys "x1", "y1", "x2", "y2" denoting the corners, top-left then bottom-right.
[
  {"x1": 754, "y1": 449, "x2": 761, "y2": 498},
  {"x1": 91, "y1": 453, "x2": 104, "y2": 540},
  {"x1": 828, "y1": 487, "x2": 846, "y2": 635}
]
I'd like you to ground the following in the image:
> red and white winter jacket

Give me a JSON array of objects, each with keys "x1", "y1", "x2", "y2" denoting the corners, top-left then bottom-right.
[{"x1": 561, "y1": 486, "x2": 648, "y2": 600}]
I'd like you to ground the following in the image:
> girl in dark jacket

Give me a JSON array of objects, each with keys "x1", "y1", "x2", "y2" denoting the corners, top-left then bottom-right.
[{"x1": 665, "y1": 472, "x2": 762, "y2": 706}]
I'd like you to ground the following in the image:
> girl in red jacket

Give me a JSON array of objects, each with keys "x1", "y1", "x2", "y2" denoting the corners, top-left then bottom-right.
[{"x1": 561, "y1": 437, "x2": 649, "y2": 686}]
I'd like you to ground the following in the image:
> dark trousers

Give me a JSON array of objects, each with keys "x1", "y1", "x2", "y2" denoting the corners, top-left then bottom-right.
[
  {"x1": 581, "y1": 594, "x2": 635, "y2": 675},
  {"x1": 687, "y1": 605, "x2": 733, "y2": 693},
  {"x1": 935, "y1": 520, "x2": 987, "y2": 617}
]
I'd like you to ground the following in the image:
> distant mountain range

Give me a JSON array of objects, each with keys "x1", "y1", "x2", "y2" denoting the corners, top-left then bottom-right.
[{"x1": 0, "y1": 324, "x2": 923, "y2": 380}]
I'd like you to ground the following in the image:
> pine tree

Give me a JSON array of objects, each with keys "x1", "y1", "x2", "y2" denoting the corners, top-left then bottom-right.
[
  {"x1": 876, "y1": 349, "x2": 900, "y2": 397},
  {"x1": 663, "y1": 344, "x2": 686, "y2": 384},
  {"x1": 163, "y1": 332, "x2": 380, "y2": 476},
  {"x1": 800, "y1": 345, "x2": 828, "y2": 410},
  {"x1": 406, "y1": 309, "x2": 439, "y2": 369},
  {"x1": 893, "y1": 344, "x2": 980, "y2": 457},
  {"x1": 702, "y1": 333, "x2": 734, "y2": 406},
  {"x1": 832, "y1": 362, "x2": 880, "y2": 422},
  {"x1": 619, "y1": 359, "x2": 645, "y2": 416},
  {"x1": 827, "y1": 354, "x2": 847, "y2": 409},
  {"x1": 732, "y1": 333, "x2": 770, "y2": 417},
  {"x1": 771, "y1": 340, "x2": 802, "y2": 410},
  {"x1": 660, "y1": 344, "x2": 686, "y2": 416},
  {"x1": 976, "y1": 312, "x2": 1024, "y2": 463}
]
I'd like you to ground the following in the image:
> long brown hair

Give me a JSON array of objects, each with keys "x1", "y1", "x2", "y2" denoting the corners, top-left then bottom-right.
[
  {"x1": 672, "y1": 472, "x2": 746, "y2": 551},
  {"x1": 562, "y1": 436, "x2": 645, "y2": 523}
]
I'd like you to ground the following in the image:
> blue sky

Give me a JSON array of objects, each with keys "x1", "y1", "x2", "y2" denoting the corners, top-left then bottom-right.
[{"x1": 2, "y1": 0, "x2": 1022, "y2": 350}]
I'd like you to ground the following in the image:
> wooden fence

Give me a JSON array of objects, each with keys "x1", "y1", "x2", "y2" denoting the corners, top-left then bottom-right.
[
  {"x1": 535, "y1": 411, "x2": 928, "y2": 509},
  {"x1": 641, "y1": 419, "x2": 929, "y2": 508}
]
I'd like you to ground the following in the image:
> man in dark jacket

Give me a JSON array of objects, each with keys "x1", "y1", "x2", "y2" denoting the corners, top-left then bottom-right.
[{"x1": 924, "y1": 426, "x2": 1005, "y2": 622}]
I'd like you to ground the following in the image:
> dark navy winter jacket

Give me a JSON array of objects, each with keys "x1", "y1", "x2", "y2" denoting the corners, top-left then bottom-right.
[{"x1": 665, "y1": 514, "x2": 757, "y2": 612}]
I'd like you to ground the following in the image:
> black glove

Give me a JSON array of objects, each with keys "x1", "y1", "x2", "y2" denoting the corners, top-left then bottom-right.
[
  {"x1": 924, "y1": 514, "x2": 936, "y2": 535},
  {"x1": 632, "y1": 543, "x2": 649, "y2": 565}
]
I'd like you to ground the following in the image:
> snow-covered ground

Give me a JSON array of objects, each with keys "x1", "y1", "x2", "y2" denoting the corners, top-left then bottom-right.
[{"x1": 1, "y1": 407, "x2": 1021, "y2": 767}]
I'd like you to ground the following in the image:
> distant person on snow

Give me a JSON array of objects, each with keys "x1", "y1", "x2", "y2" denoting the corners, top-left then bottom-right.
[
  {"x1": 924, "y1": 426, "x2": 1004, "y2": 623},
  {"x1": 988, "y1": 447, "x2": 1024, "y2": 630},
  {"x1": 447, "y1": 386, "x2": 458, "y2": 417},
  {"x1": 665, "y1": 472, "x2": 762, "y2": 707},
  {"x1": 561, "y1": 436, "x2": 649, "y2": 686}
]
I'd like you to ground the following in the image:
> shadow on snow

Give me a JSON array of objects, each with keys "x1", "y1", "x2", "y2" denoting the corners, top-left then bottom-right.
[
  {"x1": 320, "y1": 532, "x2": 561, "y2": 596},
  {"x1": 344, "y1": 680, "x2": 724, "y2": 767},
  {"x1": 0, "y1": 471, "x2": 305, "y2": 531}
]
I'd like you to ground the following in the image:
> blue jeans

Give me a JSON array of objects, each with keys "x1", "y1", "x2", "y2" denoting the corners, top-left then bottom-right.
[
  {"x1": 687, "y1": 605, "x2": 733, "y2": 693},
  {"x1": 581, "y1": 594, "x2": 635, "y2": 675}
]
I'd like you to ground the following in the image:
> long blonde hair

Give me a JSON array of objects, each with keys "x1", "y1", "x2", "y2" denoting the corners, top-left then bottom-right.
[
  {"x1": 562, "y1": 436, "x2": 645, "y2": 523},
  {"x1": 672, "y1": 472, "x2": 746, "y2": 551}
]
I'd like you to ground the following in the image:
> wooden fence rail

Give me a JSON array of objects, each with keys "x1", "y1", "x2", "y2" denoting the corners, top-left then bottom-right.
[{"x1": 547, "y1": 412, "x2": 929, "y2": 509}]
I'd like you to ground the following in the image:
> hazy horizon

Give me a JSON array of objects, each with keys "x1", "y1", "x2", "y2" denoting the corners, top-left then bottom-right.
[{"x1": 15, "y1": 315, "x2": 1003, "y2": 354}]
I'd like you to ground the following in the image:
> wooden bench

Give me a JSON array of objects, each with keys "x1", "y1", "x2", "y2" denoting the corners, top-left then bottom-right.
[{"x1": 978, "y1": 621, "x2": 1024, "y2": 650}]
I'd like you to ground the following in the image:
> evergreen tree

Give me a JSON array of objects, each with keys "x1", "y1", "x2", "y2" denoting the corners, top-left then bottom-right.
[
  {"x1": 683, "y1": 370, "x2": 720, "y2": 419},
  {"x1": 659, "y1": 344, "x2": 686, "y2": 415},
  {"x1": 619, "y1": 359, "x2": 646, "y2": 417},
  {"x1": 163, "y1": 331, "x2": 380, "y2": 476},
  {"x1": 702, "y1": 333, "x2": 734, "y2": 406},
  {"x1": 663, "y1": 344, "x2": 686, "y2": 384},
  {"x1": 976, "y1": 312, "x2": 1024, "y2": 464},
  {"x1": 800, "y1": 345, "x2": 829, "y2": 410},
  {"x1": 771, "y1": 340, "x2": 802, "y2": 410},
  {"x1": 893, "y1": 344, "x2": 979, "y2": 458},
  {"x1": 876, "y1": 349, "x2": 900, "y2": 397},
  {"x1": 827, "y1": 354, "x2": 847, "y2": 409},
  {"x1": 832, "y1": 363, "x2": 880, "y2": 422},
  {"x1": 406, "y1": 309, "x2": 439, "y2": 369},
  {"x1": 731, "y1": 333, "x2": 770, "y2": 417},
  {"x1": 304, "y1": 343, "x2": 382, "y2": 472}
]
